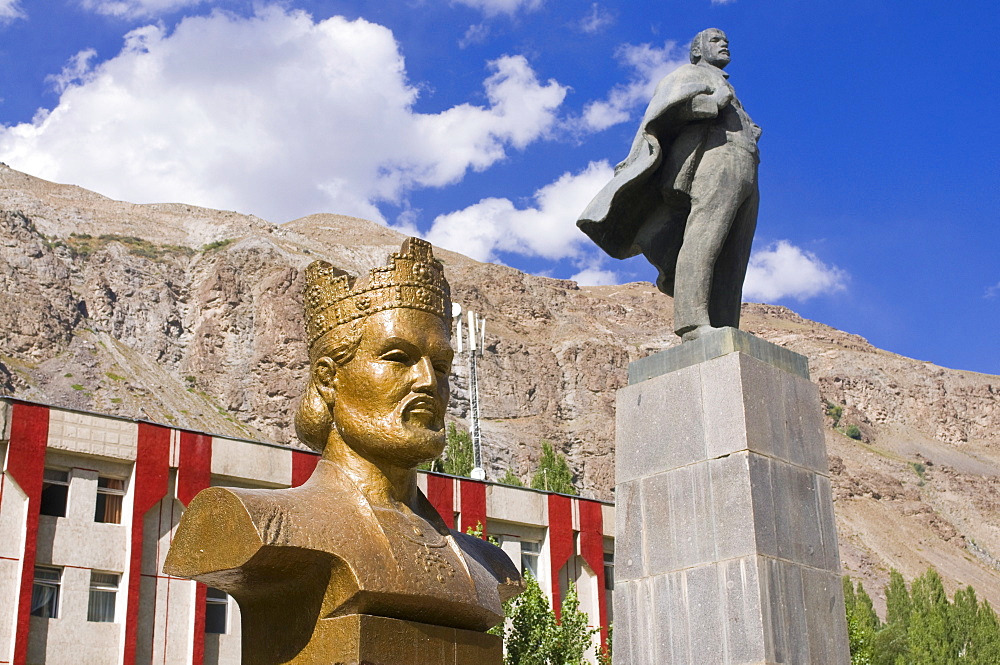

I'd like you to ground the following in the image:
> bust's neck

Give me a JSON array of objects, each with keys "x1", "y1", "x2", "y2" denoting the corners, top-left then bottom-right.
[{"x1": 320, "y1": 435, "x2": 419, "y2": 510}]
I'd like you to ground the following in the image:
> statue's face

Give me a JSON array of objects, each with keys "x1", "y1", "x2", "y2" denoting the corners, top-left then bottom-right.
[
  {"x1": 331, "y1": 308, "x2": 453, "y2": 467},
  {"x1": 700, "y1": 30, "x2": 730, "y2": 68}
]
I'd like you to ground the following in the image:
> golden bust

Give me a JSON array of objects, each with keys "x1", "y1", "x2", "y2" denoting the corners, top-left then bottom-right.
[{"x1": 164, "y1": 239, "x2": 522, "y2": 665}]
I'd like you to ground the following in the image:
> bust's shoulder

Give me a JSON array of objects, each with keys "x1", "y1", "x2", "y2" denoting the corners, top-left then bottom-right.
[
  {"x1": 452, "y1": 530, "x2": 524, "y2": 603},
  {"x1": 163, "y1": 486, "x2": 303, "y2": 582}
]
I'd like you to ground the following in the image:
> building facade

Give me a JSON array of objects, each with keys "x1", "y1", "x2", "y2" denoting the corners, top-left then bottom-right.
[{"x1": 0, "y1": 398, "x2": 614, "y2": 665}]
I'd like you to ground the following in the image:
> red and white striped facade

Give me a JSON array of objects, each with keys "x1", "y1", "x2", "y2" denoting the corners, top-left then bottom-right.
[{"x1": 0, "y1": 398, "x2": 615, "y2": 665}]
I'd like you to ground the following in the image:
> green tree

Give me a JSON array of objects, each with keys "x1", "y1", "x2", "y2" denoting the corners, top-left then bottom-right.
[
  {"x1": 872, "y1": 569, "x2": 911, "y2": 665},
  {"x1": 952, "y1": 586, "x2": 979, "y2": 661},
  {"x1": 596, "y1": 624, "x2": 612, "y2": 665},
  {"x1": 551, "y1": 584, "x2": 598, "y2": 665},
  {"x1": 500, "y1": 468, "x2": 524, "y2": 487},
  {"x1": 499, "y1": 573, "x2": 599, "y2": 665},
  {"x1": 858, "y1": 567, "x2": 1000, "y2": 665},
  {"x1": 503, "y1": 573, "x2": 557, "y2": 665},
  {"x1": 428, "y1": 423, "x2": 473, "y2": 477},
  {"x1": 530, "y1": 441, "x2": 577, "y2": 495},
  {"x1": 908, "y1": 568, "x2": 956, "y2": 664},
  {"x1": 968, "y1": 599, "x2": 1000, "y2": 664},
  {"x1": 845, "y1": 577, "x2": 879, "y2": 665}
]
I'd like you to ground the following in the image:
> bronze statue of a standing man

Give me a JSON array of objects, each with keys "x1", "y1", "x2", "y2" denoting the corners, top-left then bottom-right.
[{"x1": 578, "y1": 28, "x2": 761, "y2": 342}]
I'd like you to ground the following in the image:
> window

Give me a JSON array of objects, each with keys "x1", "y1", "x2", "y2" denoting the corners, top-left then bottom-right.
[
  {"x1": 94, "y1": 477, "x2": 125, "y2": 524},
  {"x1": 88, "y1": 572, "x2": 119, "y2": 622},
  {"x1": 604, "y1": 552, "x2": 615, "y2": 623},
  {"x1": 205, "y1": 588, "x2": 228, "y2": 634},
  {"x1": 40, "y1": 469, "x2": 69, "y2": 517},
  {"x1": 30, "y1": 566, "x2": 61, "y2": 618},
  {"x1": 520, "y1": 541, "x2": 540, "y2": 578}
]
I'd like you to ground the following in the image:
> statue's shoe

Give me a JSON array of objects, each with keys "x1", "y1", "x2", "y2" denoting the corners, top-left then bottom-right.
[{"x1": 680, "y1": 325, "x2": 721, "y2": 342}]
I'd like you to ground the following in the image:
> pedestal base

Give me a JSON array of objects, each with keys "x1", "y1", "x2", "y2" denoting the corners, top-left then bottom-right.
[
  {"x1": 280, "y1": 614, "x2": 501, "y2": 665},
  {"x1": 613, "y1": 328, "x2": 849, "y2": 665}
]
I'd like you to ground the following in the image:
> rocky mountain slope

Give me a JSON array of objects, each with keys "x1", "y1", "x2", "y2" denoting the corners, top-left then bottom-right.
[{"x1": 1, "y1": 163, "x2": 998, "y2": 614}]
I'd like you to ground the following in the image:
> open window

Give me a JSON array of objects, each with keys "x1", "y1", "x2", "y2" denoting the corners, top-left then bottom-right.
[
  {"x1": 40, "y1": 469, "x2": 69, "y2": 517},
  {"x1": 95, "y1": 477, "x2": 125, "y2": 523}
]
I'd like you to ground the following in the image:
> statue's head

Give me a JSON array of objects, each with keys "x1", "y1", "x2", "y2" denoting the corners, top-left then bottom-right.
[
  {"x1": 689, "y1": 28, "x2": 730, "y2": 69},
  {"x1": 295, "y1": 238, "x2": 453, "y2": 468}
]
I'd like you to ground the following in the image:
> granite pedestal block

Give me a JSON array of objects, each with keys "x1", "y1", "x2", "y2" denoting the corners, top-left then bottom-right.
[{"x1": 614, "y1": 327, "x2": 849, "y2": 665}]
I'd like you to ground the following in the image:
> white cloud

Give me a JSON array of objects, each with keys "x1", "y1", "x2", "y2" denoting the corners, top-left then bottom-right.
[
  {"x1": 452, "y1": 0, "x2": 542, "y2": 18},
  {"x1": 426, "y1": 160, "x2": 614, "y2": 263},
  {"x1": 47, "y1": 49, "x2": 99, "y2": 94},
  {"x1": 743, "y1": 241, "x2": 847, "y2": 302},
  {"x1": 985, "y1": 282, "x2": 1000, "y2": 299},
  {"x1": 78, "y1": 0, "x2": 205, "y2": 18},
  {"x1": 0, "y1": 0, "x2": 25, "y2": 23},
  {"x1": 571, "y1": 267, "x2": 619, "y2": 286},
  {"x1": 459, "y1": 23, "x2": 490, "y2": 48},
  {"x1": 578, "y1": 4, "x2": 614, "y2": 34},
  {"x1": 576, "y1": 41, "x2": 686, "y2": 132},
  {"x1": 0, "y1": 7, "x2": 567, "y2": 224},
  {"x1": 711, "y1": 0, "x2": 737, "y2": 4}
]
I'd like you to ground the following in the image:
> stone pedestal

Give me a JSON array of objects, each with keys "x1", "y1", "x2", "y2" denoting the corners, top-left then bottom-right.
[
  {"x1": 289, "y1": 614, "x2": 501, "y2": 665},
  {"x1": 613, "y1": 328, "x2": 849, "y2": 665}
]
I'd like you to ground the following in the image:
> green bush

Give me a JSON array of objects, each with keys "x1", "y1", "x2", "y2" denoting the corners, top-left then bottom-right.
[
  {"x1": 845, "y1": 424, "x2": 862, "y2": 440},
  {"x1": 826, "y1": 401, "x2": 844, "y2": 427}
]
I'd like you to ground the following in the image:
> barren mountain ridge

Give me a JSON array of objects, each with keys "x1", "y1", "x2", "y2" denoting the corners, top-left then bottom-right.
[{"x1": 1, "y1": 163, "x2": 998, "y2": 615}]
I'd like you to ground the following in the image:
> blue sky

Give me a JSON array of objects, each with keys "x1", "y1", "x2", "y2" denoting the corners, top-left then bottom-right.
[{"x1": 0, "y1": 0, "x2": 998, "y2": 374}]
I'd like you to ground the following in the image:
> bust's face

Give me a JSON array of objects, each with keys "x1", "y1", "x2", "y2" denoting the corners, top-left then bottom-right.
[
  {"x1": 700, "y1": 30, "x2": 730, "y2": 68},
  {"x1": 331, "y1": 308, "x2": 453, "y2": 467}
]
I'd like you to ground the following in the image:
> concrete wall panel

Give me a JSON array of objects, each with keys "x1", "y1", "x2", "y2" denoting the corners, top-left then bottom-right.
[
  {"x1": 211, "y1": 437, "x2": 291, "y2": 488},
  {"x1": 486, "y1": 484, "x2": 545, "y2": 526},
  {"x1": 47, "y1": 410, "x2": 138, "y2": 461}
]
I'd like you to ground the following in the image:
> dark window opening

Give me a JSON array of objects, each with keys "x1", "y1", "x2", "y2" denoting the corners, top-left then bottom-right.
[
  {"x1": 205, "y1": 588, "x2": 228, "y2": 634},
  {"x1": 40, "y1": 469, "x2": 69, "y2": 517}
]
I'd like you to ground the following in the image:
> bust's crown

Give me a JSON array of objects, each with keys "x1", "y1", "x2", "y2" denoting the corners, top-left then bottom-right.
[{"x1": 304, "y1": 238, "x2": 451, "y2": 347}]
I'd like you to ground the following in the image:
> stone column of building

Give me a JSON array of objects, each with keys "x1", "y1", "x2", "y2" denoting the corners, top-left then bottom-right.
[{"x1": 613, "y1": 328, "x2": 849, "y2": 665}]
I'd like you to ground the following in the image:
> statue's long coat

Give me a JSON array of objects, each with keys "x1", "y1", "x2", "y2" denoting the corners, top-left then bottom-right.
[{"x1": 577, "y1": 63, "x2": 728, "y2": 296}]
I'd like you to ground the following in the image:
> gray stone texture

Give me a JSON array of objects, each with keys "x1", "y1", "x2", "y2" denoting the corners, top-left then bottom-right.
[
  {"x1": 628, "y1": 326, "x2": 810, "y2": 384},
  {"x1": 614, "y1": 336, "x2": 849, "y2": 665}
]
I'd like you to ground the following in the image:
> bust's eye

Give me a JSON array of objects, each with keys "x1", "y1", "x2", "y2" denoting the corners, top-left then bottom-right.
[
  {"x1": 380, "y1": 349, "x2": 411, "y2": 364},
  {"x1": 433, "y1": 362, "x2": 450, "y2": 375}
]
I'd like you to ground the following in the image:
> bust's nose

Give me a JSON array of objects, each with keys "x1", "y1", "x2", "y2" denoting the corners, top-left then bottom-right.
[{"x1": 411, "y1": 355, "x2": 437, "y2": 393}]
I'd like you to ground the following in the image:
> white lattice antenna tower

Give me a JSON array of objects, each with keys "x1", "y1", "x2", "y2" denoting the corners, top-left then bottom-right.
[{"x1": 453, "y1": 303, "x2": 487, "y2": 480}]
